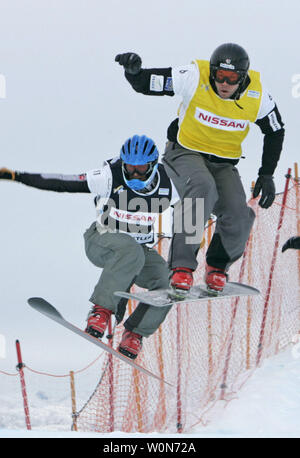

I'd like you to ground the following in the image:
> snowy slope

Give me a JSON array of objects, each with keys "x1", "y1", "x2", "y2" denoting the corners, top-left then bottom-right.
[{"x1": 1, "y1": 346, "x2": 300, "y2": 438}]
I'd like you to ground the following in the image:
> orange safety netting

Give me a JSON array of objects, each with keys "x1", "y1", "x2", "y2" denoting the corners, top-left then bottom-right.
[{"x1": 75, "y1": 177, "x2": 300, "y2": 433}]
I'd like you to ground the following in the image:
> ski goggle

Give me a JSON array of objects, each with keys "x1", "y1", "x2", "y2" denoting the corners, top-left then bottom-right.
[
  {"x1": 122, "y1": 162, "x2": 159, "y2": 191},
  {"x1": 214, "y1": 69, "x2": 243, "y2": 85},
  {"x1": 123, "y1": 163, "x2": 150, "y2": 177}
]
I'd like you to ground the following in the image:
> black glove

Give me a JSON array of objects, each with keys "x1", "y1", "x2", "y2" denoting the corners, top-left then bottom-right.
[
  {"x1": 0, "y1": 167, "x2": 15, "y2": 180},
  {"x1": 253, "y1": 175, "x2": 275, "y2": 209},
  {"x1": 282, "y1": 236, "x2": 300, "y2": 252},
  {"x1": 115, "y1": 52, "x2": 142, "y2": 75}
]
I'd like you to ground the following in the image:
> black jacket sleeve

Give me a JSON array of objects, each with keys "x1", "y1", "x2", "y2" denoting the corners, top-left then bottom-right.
[
  {"x1": 125, "y1": 68, "x2": 174, "y2": 96},
  {"x1": 15, "y1": 172, "x2": 90, "y2": 193},
  {"x1": 255, "y1": 104, "x2": 285, "y2": 176}
]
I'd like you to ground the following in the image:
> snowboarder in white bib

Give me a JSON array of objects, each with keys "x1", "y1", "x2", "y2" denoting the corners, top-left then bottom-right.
[
  {"x1": 0, "y1": 135, "x2": 177, "y2": 359},
  {"x1": 116, "y1": 43, "x2": 285, "y2": 294}
]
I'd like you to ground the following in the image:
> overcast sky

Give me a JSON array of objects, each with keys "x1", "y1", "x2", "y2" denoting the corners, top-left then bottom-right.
[{"x1": 0, "y1": 0, "x2": 299, "y2": 373}]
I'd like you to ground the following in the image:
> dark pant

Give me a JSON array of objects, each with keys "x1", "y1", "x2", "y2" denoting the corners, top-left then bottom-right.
[{"x1": 162, "y1": 142, "x2": 255, "y2": 271}]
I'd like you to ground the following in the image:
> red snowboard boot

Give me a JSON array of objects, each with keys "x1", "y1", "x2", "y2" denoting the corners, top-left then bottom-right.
[
  {"x1": 205, "y1": 264, "x2": 228, "y2": 292},
  {"x1": 170, "y1": 267, "x2": 193, "y2": 292},
  {"x1": 118, "y1": 329, "x2": 143, "y2": 360},
  {"x1": 85, "y1": 305, "x2": 112, "y2": 339}
]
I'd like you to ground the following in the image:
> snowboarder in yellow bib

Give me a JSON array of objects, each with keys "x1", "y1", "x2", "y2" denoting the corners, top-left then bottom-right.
[{"x1": 116, "y1": 43, "x2": 285, "y2": 293}]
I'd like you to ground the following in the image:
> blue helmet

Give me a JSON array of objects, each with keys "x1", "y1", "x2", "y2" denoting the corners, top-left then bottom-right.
[{"x1": 120, "y1": 135, "x2": 159, "y2": 191}]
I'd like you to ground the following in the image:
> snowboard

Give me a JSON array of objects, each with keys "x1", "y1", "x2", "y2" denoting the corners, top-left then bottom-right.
[
  {"x1": 114, "y1": 282, "x2": 260, "y2": 307},
  {"x1": 27, "y1": 297, "x2": 173, "y2": 386}
]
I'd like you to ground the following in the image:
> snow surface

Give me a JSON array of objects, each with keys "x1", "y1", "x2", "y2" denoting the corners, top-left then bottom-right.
[{"x1": 1, "y1": 346, "x2": 300, "y2": 438}]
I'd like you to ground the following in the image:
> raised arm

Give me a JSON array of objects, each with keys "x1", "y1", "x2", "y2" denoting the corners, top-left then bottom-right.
[
  {"x1": 115, "y1": 52, "x2": 174, "y2": 96},
  {"x1": 0, "y1": 168, "x2": 90, "y2": 193}
]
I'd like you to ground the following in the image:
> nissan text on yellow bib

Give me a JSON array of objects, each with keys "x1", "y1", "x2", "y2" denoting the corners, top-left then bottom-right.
[{"x1": 177, "y1": 60, "x2": 262, "y2": 159}]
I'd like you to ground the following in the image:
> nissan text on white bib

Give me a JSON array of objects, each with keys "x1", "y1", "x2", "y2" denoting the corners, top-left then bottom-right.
[
  {"x1": 109, "y1": 207, "x2": 157, "y2": 226},
  {"x1": 195, "y1": 108, "x2": 249, "y2": 131}
]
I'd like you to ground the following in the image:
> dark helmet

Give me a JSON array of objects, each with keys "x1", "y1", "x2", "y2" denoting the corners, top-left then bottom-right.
[{"x1": 210, "y1": 43, "x2": 250, "y2": 87}]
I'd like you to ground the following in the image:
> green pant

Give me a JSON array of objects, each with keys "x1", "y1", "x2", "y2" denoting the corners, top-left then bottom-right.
[{"x1": 84, "y1": 222, "x2": 172, "y2": 337}]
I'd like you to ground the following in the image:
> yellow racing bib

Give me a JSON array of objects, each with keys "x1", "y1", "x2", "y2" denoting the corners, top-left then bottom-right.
[{"x1": 177, "y1": 60, "x2": 262, "y2": 159}]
